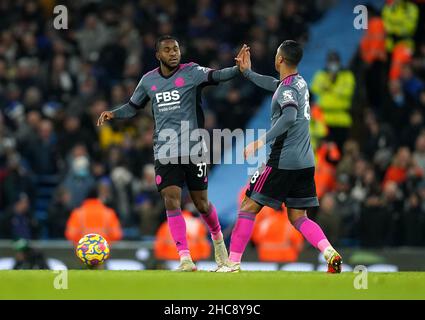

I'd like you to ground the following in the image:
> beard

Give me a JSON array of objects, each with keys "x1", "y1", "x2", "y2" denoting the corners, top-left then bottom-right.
[{"x1": 160, "y1": 58, "x2": 180, "y2": 70}]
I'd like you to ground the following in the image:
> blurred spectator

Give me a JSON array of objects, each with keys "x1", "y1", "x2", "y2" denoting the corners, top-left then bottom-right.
[
  {"x1": 110, "y1": 166, "x2": 134, "y2": 227},
  {"x1": 249, "y1": 40, "x2": 276, "y2": 76},
  {"x1": 333, "y1": 174, "x2": 360, "y2": 243},
  {"x1": 251, "y1": 206, "x2": 304, "y2": 262},
  {"x1": 381, "y1": 181, "x2": 405, "y2": 246},
  {"x1": 98, "y1": 177, "x2": 117, "y2": 210},
  {"x1": 360, "y1": 7, "x2": 387, "y2": 65},
  {"x1": 400, "y1": 109, "x2": 425, "y2": 149},
  {"x1": 22, "y1": 119, "x2": 58, "y2": 175},
  {"x1": 13, "y1": 239, "x2": 49, "y2": 270},
  {"x1": 110, "y1": 84, "x2": 127, "y2": 106},
  {"x1": 67, "y1": 75, "x2": 98, "y2": 117},
  {"x1": 75, "y1": 14, "x2": 109, "y2": 63},
  {"x1": 140, "y1": 33, "x2": 158, "y2": 73},
  {"x1": 389, "y1": 43, "x2": 413, "y2": 81},
  {"x1": 413, "y1": 132, "x2": 425, "y2": 174},
  {"x1": 360, "y1": 180, "x2": 403, "y2": 247},
  {"x1": 44, "y1": 54, "x2": 75, "y2": 103},
  {"x1": 387, "y1": 78, "x2": 408, "y2": 127},
  {"x1": 336, "y1": 140, "x2": 360, "y2": 177},
  {"x1": 62, "y1": 155, "x2": 96, "y2": 209},
  {"x1": 5, "y1": 193, "x2": 34, "y2": 240},
  {"x1": 314, "y1": 141, "x2": 340, "y2": 199},
  {"x1": 401, "y1": 63, "x2": 425, "y2": 104},
  {"x1": 360, "y1": 185, "x2": 384, "y2": 248},
  {"x1": 363, "y1": 111, "x2": 395, "y2": 168},
  {"x1": 412, "y1": 42, "x2": 425, "y2": 79},
  {"x1": 0, "y1": 152, "x2": 34, "y2": 211},
  {"x1": 65, "y1": 188, "x2": 122, "y2": 244},
  {"x1": 16, "y1": 59, "x2": 41, "y2": 94},
  {"x1": 309, "y1": 104, "x2": 329, "y2": 151},
  {"x1": 15, "y1": 110, "x2": 41, "y2": 145},
  {"x1": 91, "y1": 161, "x2": 107, "y2": 181},
  {"x1": 382, "y1": 146, "x2": 412, "y2": 187},
  {"x1": 360, "y1": 6, "x2": 387, "y2": 108},
  {"x1": 421, "y1": 89, "x2": 425, "y2": 110},
  {"x1": 57, "y1": 114, "x2": 95, "y2": 159},
  {"x1": 133, "y1": 164, "x2": 164, "y2": 237},
  {"x1": 402, "y1": 183, "x2": 425, "y2": 246},
  {"x1": 352, "y1": 165, "x2": 381, "y2": 205},
  {"x1": 315, "y1": 193, "x2": 341, "y2": 245},
  {"x1": 311, "y1": 51, "x2": 356, "y2": 147},
  {"x1": 127, "y1": 125, "x2": 155, "y2": 176},
  {"x1": 382, "y1": 0, "x2": 419, "y2": 53},
  {"x1": 99, "y1": 122, "x2": 136, "y2": 150},
  {"x1": 278, "y1": 0, "x2": 309, "y2": 44},
  {"x1": 47, "y1": 187, "x2": 72, "y2": 239}
]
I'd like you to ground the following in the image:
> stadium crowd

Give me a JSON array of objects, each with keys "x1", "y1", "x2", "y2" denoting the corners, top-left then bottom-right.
[
  {"x1": 0, "y1": 0, "x2": 327, "y2": 240},
  {"x1": 311, "y1": 0, "x2": 425, "y2": 248},
  {"x1": 1, "y1": 0, "x2": 425, "y2": 255}
]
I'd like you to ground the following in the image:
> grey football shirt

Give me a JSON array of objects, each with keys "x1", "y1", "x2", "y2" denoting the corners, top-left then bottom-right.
[
  {"x1": 129, "y1": 63, "x2": 220, "y2": 161},
  {"x1": 268, "y1": 73, "x2": 315, "y2": 170}
]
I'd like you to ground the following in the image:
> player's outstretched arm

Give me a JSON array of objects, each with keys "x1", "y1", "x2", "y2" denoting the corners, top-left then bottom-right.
[
  {"x1": 96, "y1": 102, "x2": 138, "y2": 126},
  {"x1": 243, "y1": 69, "x2": 280, "y2": 92},
  {"x1": 210, "y1": 44, "x2": 249, "y2": 82},
  {"x1": 210, "y1": 65, "x2": 239, "y2": 82},
  {"x1": 236, "y1": 49, "x2": 279, "y2": 92},
  {"x1": 260, "y1": 106, "x2": 297, "y2": 144}
]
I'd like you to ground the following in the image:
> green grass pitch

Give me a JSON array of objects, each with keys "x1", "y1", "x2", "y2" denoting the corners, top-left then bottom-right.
[{"x1": 0, "y1": 271, "x2": 424, "y2": 300}]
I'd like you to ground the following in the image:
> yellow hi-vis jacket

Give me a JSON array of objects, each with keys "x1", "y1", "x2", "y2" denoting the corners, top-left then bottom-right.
[
  {"x1": 310, "y1": 70, "x2": 355, "y2": 128},
  {"x1": 382, "y1": 1, "x2": 419, "y2": 52}
]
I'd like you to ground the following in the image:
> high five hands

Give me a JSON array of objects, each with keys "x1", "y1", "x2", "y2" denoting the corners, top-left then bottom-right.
[{"x1": 235, "y1": 44, "x2": 251, "y2": 73}]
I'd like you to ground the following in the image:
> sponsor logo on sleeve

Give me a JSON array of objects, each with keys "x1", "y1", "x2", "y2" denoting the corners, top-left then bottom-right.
[
  {"x1": 197, "y1": 66, "x2": 211, "y2": 73},
  {"x1": 282, "y1": 90, "x2": 295, "y2": 102}
]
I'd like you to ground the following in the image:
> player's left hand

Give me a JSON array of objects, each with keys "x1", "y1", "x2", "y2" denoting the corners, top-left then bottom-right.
[
  {"x1": 244, "y1": 140, "x2": 264, "y2": 159},
  {"x1": 235, "y1": 44, "x2": 250, "y2": 67},
  {"x1": 236, "y1": 49, "x2": 251, "y2": 73}
]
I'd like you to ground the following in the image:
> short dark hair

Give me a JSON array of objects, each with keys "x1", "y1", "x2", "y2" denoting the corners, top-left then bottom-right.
[
  {"x1": 155, "y1": 35, "x2": 179, "y2": 51},
  {"x1": 278, "y1": 40, "x2": 303, "y2": 67}
]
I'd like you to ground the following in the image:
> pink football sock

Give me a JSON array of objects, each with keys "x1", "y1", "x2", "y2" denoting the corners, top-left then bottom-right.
[
  {"x1": 200, "y1": 202, "x2": 222, "y2": 241},
  {"x1": 166, "y1": 209, "x2": 189, "y2": 256},
  {"x1": 293, "y1": 216, "x2": 331, "y2": 253},
  {"x1": 229, "y1": 211, "x2": 257, "y2": 263}
]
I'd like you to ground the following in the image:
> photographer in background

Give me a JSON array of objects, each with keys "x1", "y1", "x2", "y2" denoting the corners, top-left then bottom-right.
[{"x1": 13, "y1": 238, "x2": 49, "y2": 270}]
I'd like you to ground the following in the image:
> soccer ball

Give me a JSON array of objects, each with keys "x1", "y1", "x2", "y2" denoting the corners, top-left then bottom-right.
[{"x1": 76, "y1": 233, "x2": 110, "y2": 267}]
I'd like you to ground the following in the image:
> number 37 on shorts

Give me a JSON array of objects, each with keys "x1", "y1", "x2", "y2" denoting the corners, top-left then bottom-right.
[{"x1": 154, "y1": 160, "x2": 209, "y2": 192}]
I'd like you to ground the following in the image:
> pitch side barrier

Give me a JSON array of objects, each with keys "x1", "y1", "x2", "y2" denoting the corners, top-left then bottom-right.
[{"x1": 0, "y1": 240, "x2": 424, "y2": 271}]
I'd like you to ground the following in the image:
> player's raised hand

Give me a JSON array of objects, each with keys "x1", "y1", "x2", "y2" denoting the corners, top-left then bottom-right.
[
  {"x1": 235, "y1": 44, "x2": 250, "y2": 71},
  {"x1": 97, "y1": 111, "x2": 114, "y2": 126},
  {"x1": 236, "y1": 48, "x2": 251, "y2": 73},
  {"x1": 243, "y1": 49, "x2": 251, "y2": 71},
  {"x1": 235, "y1": 44, "x2": 248, "y2": 63}
]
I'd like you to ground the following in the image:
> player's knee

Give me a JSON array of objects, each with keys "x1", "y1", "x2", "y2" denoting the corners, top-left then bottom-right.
[
  {"x1": 240, "y1": 197, "x2": 261, "y2": 214},
  {"x1": 163, "y1": 197, "x2": 181, "y2": 210},
  {"x1": 161, "y1": 192, "x2": 181, "y2": 210},
  {"x1": 288, "y1": 209, "x2": 307, "y2": 225},
  {"x1": 194, "y1": 199, "x2": 209, "y2": 214}
]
